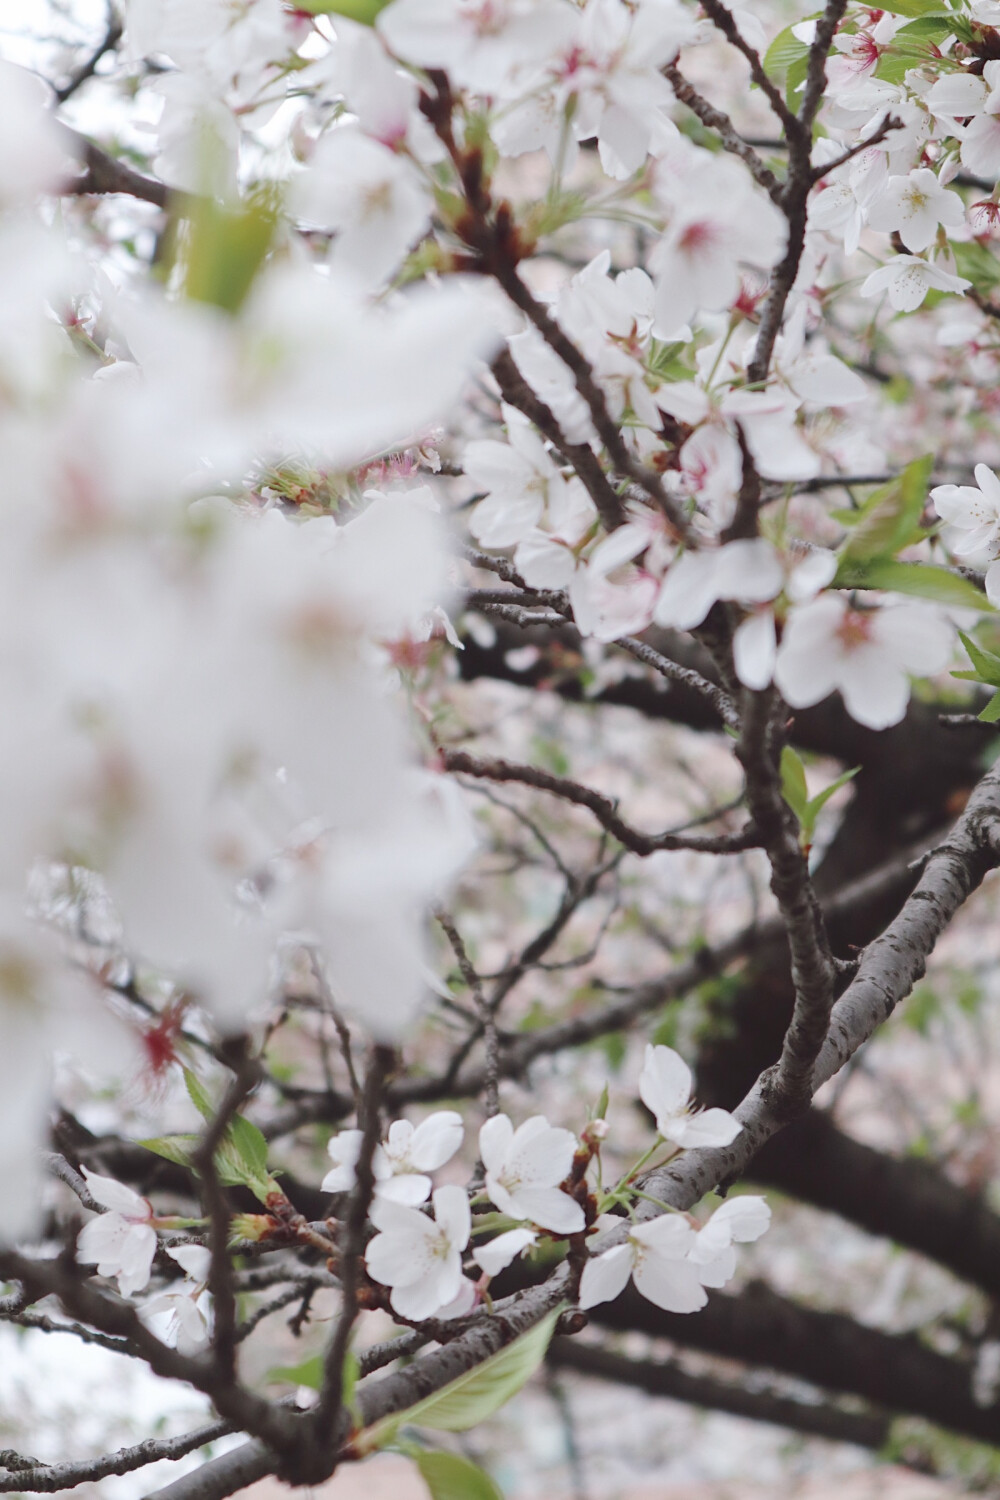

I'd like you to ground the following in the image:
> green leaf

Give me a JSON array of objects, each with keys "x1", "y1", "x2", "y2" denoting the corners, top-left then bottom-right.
[
  {"x1": 139, "y1": 1133, "x2": 199, "y2": 1168},
  {"x1": 182, "y1": 188, "x2": 279, "y2": 314},
  {"x1": 763, "y1": 22, "x2": 810, "y2": 74},
  {"x1": 878, "y1": 0, "x2": 950, "y2": 14},
  {"x1": 836, "y1": 559, "x2": 992, "y2": 611},
  {"x1": 267, "y1": 1355, "x2": 324, "y2": 1389},
  {"x1": 229, "y1": 1114, "x2": 270, "y2": 1182},
  {"x1": 957, "y1": 629, "x2": 1000, "y2": 686},
  {"x1": 838, "y1": 454, "x2": 931, "y2": 562},
  {"x1": 415, "y1": 1452, "x2": 504, "y2": 1500},
  {"x1": 807, "y1": 767, "x2": 860, "y2": 820},
  {"x1": 294, "y1": 0, "x2": 390, "y2": 20},
  {"x1": 978, "y1": 690, "x2": 1000, "y2": 723},
  {"x1": 184, "y1": 1067, "x2": 214, "y2": 1123},
  {"x1": 951, "y1": 241, "x2": 1000, "y2": 296},
  {"x1": 779, "y1": 746, "x2": 810, "y2": 824},
  {"x1": 356, "y1": 1307, "x2": 562, "y2": 1455}
]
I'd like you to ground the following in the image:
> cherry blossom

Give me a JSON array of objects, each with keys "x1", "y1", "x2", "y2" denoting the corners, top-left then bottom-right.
[
  {"x1": 0, "y1": 62, "x2": 75, "y2": 206},
  {"x1": 774, "y1": 596, "x2": 954, "y2": 731},
  {"x1": 140, "y1": 1245, "x2": 213, "y2": 1355},
  {"x1": 650, "y1": 151, "x2": 786, "y2": 329},
  {"x1": 479, "y1": 1114, "x2": 585, "y2": 1234},
  {"x1": 579, "y1": 1214, "x2": 707, "y2": 1313},
  {"x1": 866, "y1": 170, "x2": 965, "y2": 255},
  {"x1": 860, "y1": 256, "x2": 971, "y2": 313},
  {"x1": 321, "y1": 1112, "x2": 464, "y2": 1204},
  {"x1": 638, "y1": 1043, "x2": 742, "y2": 1149},
  {"x1": 290, "y1": 129, "x2": 432, "y2": 288},
  {"x1": 472, "y1": 1226, "x2": 538, "y2": 1277},
  {"x1": 688, "y1": 1197, "x2": 771, "y2": 1287},
  {"x1": 77, "y1": 1170, "x2": 158, "y2": 1297},
  {"x1": 365, "y1": 1183, "x2": 472, "y2": 1319}
]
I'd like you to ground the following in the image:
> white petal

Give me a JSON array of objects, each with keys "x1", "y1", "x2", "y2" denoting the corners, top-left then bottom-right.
[
  {"x1": 409, "y1": 1110, "x2": 464, "y2": 1171},
  {"x1": 638, "y1": 1043, "x2": 692, "y2": 1133},
  {"x1": 579, "y1": 1243, "x2": 634, "y2": 1309},
  {"x1": 733, "y1": 611, "x2": 777, "y2": 690},
  {"x1": 374, "y1": 1174, "x2": 433, "y2": 1205},
  {"x1": 510, "y1": 1186, "x2": 585, "y2": 1234},
  {"x1": 633, "y1": 1253, "x2": 707, "y2": 1313},
  {"x1": 432, "y1": 1184, "x2": 471, "y2": 1251},
  {"x1": 80, "y1": 1169, "x2": 149, "y2": 1218},
  {"x1": 478, "y1": 1114, "x2": 513, "y2": 1175},
  {"x1": 472, "y1": 1227, "x2": 537, "y2": 1276}
]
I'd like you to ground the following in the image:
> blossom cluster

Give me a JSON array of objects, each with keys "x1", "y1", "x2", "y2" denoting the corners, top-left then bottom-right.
[{"x1": 65, "y1": 1045, "x2": 769, "y2": 1343}]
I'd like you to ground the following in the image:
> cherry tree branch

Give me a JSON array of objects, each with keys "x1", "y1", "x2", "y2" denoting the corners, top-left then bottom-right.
[
  {"x1": 736, "y1": 689, "x2": 836, "y2": 1117},
  {"x1": 662, "y1": 64, "x2": 784, "y2": 204},
  {"x1": 0, "y1": 1417, "x2": 236, "y2": 1494},
  {"x1": 546, "y1": 1337, "x2": 893, "y2": 1451},
  {"x1": 441, "y1": 747, "x2": 759, "y2": 856}
]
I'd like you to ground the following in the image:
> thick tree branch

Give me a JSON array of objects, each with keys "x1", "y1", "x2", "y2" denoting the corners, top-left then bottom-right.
[{"x1": 546, "y1": 1337, "x2": 893, "y2": 1451}]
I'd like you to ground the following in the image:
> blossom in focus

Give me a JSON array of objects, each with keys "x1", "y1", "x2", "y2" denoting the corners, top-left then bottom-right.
[
  {"x1": 77, "y1": 1170, "x2": 158, "y2": 1296},
  {"x1": 688, "y1": 1196, "x2": 771, "y2": 1287},
  {"x1": 860, "y1": 256, "x2": 971, "y2": 312},
  {"x1": 321, "y1": 1112, "x2": 464, "y2": 1203},
  {"x1": 774, "y1": 595, "x2": 953, "y2": 730},
  {"x1": 365, "y1": 1183, "x2": 472, "y2": 1319},
  {"x1": 866, "y1": 169, "x2": 965, "y2": 254},
  {"x1": 931, "y1": 464, "x2": 1000, "y2": 560},
  {"x1": 479, "y1": 1114, "x2": 585, "y2": 1234},
  {"x1": 472, "y1": 1226, "x2": 538, "y2": 1277},
  {"x1": 140, "y1": 1244, "x2": 213, "y2": 1355},
  {"x1": 638, "y1": 1043, "x2": 742, "y2": 1149},
  {"x1": 579, "y1": 1214, "x2": 706, "y2": 1312}
]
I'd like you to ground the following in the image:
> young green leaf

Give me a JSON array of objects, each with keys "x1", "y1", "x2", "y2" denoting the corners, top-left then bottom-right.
[
  {"x1": 293, "y1": 0, "x2": 390, "y2": 18},
  {"x1": 838, "y1": 454, "x2": 931, "y2": 562},
  {"x1": 355, "y1": 1307, "x2": 563, "y2": 1455},
  {"x1": 138, "y1": 1133, "x2": 199, "y2": 1169},
  {"x1": 779, "y1": 746, "x2": 810, "y2": 824},
  {"x1": 266, "y1": 1355, "x2": 325, "y2": 1390},
  {"x1": 835, "y1": 559, "x2": 992, "y2": 611},
  {"x1": 415, "y1": 1451, "x2": 504, "y2": 1500},
  {"x1": 184, "y1": 1068, "x2": 215, "y2": 1123}
]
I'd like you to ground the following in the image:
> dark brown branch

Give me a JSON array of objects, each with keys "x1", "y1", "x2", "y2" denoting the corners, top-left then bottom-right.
[
  {"x1": 442, "y1": 747, "x2": 758, "y2": 856},
  {"x1": 590, "y1": 1280, "x2": 1000, "y2": 1449},
  {"x1": 547, "y1": 1337, "x2": 892, "y2": 1451},
  {"x1": 736, "y1": 690, "x2": 835, "y2": 1116},
  {"x1": 490, "y1": 349, "x2": 628, "y2": 532},
  {"x1": 312, "y1": 1045, "x2": 394, "y2": 1463},
  {"x1": 663, "y1": 64, "x2": 784, "y2": 204},
  {"x1": 436, "y1": 909, "x2": 500, "y2": 1116},
  {"x1": 59, "y1": 126, "x2": 174, "y2": 209},
  {"x1": 698, "y1": 0, "x2": 799, "y2": 135},
  {"x1": 53, "y1": 8, "x2": 123, "y2": 103},
  {"x1": 0, "y1": 1417, "x2": 236, "y2": 1494},
  {"x1": 191, "y1": 1041, "x2": 261, "y2": 1381}
]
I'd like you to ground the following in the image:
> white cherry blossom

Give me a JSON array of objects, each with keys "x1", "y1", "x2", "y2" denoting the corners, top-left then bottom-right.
[
  {"x1": 479, "y1": 1114, "x2": 585, "y2": 1234},
  {"x1": 77, "y1": 1170, "x2": 158, "y2": 1297},
  {"x1": 579, "y1": 1214, "x2": 707, "y2": 1312},
  {"x1": 638, "y1": 1043, "x2": 741, "y2": 1149},
  {"x1": 688, "y1": 1197, "x2": 771, "y2": 1287},
  {"x1": 472, "y1": 1227, "x2": 538, "y2": 1277},
  {"x1": 861, "y1": 256, "x2": 971, "y2": 313},
  {"x1": 290, "y1": 129, "x2": 432, "y2": 288},
  {"x1": 866, "y1": 170, "x2": 965, "y2": 255},
  {"x1": 775, "y1": 596, "x2": 954, "y2": 731},
  {"x1": 366, "y1": 1183, "x2": 472, "y2": 1320},
  {"x1": 140, "y1": 1245, "x2": 213, "y2": 1355}
]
